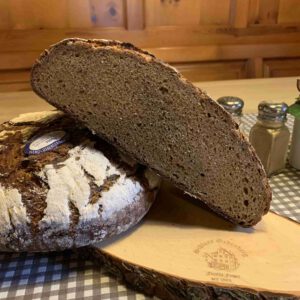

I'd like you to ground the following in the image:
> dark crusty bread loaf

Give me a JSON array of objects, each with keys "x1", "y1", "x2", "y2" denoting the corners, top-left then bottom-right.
[
  {"x1": 31, "y1": 38, "x2": 271, "y2": 227},
  {"x1": 0, "y1": 111, "x2": 160, "y2": 252}
]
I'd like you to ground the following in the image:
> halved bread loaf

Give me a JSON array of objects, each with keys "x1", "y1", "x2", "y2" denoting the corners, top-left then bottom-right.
[{"x1": 31, "y1": 38, "x2": 271, "y2": 227}]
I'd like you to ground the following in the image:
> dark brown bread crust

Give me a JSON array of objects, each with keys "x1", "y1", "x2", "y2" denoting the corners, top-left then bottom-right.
[
  {"x1": 31, "y1": 38, "x2": 271, "y2": 227},
  {"x1": 82, "y1": 248, "x2": 298, "y2": 300},
  {"x1": 0, "y1": 111, "x2": 159, "y2": 252}
]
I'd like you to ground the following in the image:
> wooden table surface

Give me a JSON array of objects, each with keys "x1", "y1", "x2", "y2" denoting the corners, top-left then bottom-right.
[{"x1": 0, "y1": 76, "x2": 298, "y2": 123}]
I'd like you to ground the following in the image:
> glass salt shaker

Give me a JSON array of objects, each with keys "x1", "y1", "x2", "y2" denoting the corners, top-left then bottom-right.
[
  {"x1": 217, "y1": 96, "x2": 245, "y2": 133},
  {"x1": 249, "y1": 102, "x2": 290, "y2": 177}
]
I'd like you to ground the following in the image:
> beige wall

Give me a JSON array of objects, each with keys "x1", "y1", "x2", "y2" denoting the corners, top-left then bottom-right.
[{"x1": 0, "y1": 0, "x2": 300, "y2": 91}]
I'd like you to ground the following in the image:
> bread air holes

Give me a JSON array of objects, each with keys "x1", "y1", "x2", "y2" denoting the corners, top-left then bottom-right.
[
  {"x1": 243, "y1": 187, "x2": 248, "y2": 195},
  {"x1": 176, "y1": 163, "x2": 185, "y2": 170},
  {"x1": 159, "y1": 86, "x2": 169, "y2": 95},
  {"x1": 172, "y1": 173, "x2": 179, "y2": 179},
  {"x1": 243, "y1": 200, "x2": 249, "y2": 207}
]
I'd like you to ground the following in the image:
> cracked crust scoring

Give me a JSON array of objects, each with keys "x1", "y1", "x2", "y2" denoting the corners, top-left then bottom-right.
[{"x1": 0, "y1": 111, "x2": 160, "y2": 252}]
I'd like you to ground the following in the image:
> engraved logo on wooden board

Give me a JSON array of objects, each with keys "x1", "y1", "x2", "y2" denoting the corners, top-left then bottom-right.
[
  {"x1": 203, "y1": 247, "x2": 239, "y2": 272},
  {"x1": 194, "y1": 239, "x2": 248, "y2": 283}
]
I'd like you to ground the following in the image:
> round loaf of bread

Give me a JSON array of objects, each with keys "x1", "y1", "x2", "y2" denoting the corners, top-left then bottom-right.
[{"x1": 0, "y1": 111, "x2": 160, "y2": 252}]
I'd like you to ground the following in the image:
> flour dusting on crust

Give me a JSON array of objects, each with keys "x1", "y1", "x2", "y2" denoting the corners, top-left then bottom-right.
[
  {"x1": 0, "y1": 185, "x2": 29, "y2": 244},
  {"x1": 38, "y1": 142, "x2": 145, "y2": 230}
]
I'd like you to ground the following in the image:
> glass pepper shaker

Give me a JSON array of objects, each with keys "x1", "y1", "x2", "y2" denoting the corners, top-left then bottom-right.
[
  {"x1": 249, "y1": 102, "x2": 290, "y2": 177},
  {"x1": 217, "y1": 96, "x2": 245, "y2": 133}
]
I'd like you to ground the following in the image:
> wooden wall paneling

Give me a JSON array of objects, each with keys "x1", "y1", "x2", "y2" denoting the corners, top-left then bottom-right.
[
  {"x1": 89, "y1": 0, "x2": 125, "y2": 28},
  {"x1": 0, "y1": 69, "x2": 29, "y2": 84},
  {"x1": 173, "y1": 60, "x2": 247, "y2": 82},
  {"x1": 124, "y1": 0, "x2": 145, "y2": 30},
  {"x1": 278, "y1": 0, "x2": 300, "y2": 24},
  {"x1": 8, "y1": 0, "x2": 69, "y2": 29},
  {"x1": 0, "y1": 1, "x2": 11, "y2": 30},
  {"x1": 0, "y1": 82, "x2": 31, "y2": 92},
  {"x1": 145, "y1": 0, "x2": 201, "y2": 27},
  {"x1": 229, "y1": 0, "x2": 250, "y2": 28},
  {"x1": 263, "y1": 58, "x2": 300, "y2": 78},
  {"x1": 8, "y1": 0, "x2": 39, "y2": 29},
  {"x1": 2, "y1": 26, "x2": 300, "y2": 54},
  {"x1": 67, "y1": 0, "x2": 92, "y2": 28},
  {"x1": 257, "y1": 0, "x2": 280, "y2": 25},
  {"x1": 1, "y1": 0, "x2": 300, "y2": 91},
  {"x1": 0, "y1": 69, "x2": 30, "y2": 92},
  {"x1": 151, "y1": 43, "x2": 300, "y2": 63},
  {"x1": 246, "y1": 57, "x2": 263, "y2": 78},
  {"x1": 33, "y1": 0, "x2": 68, "y2": 29},
  {"x1": 1, "y1": 40, "x2": 300, "y2": 73},
  {"x1": 199, "y1": 0, "x2": 231, "y2": 25},
  {"x1": 0, "y1": 52, "x2": 39, "y2": 70},
  {"x1": 248, "y1": 0, "x2": 259, "y2": 25}
]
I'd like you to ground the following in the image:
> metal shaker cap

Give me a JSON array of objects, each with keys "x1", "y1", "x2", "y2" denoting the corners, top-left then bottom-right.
[
  {"x1": 217, "y1": 96, "x2": 244, "y2": 116},
  {"x1": 258, "y1": 101, "x2": 288, "y2": 123}
]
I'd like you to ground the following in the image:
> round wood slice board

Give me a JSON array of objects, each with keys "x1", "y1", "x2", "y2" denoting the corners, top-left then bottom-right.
[{"x1": 87, "y1": 182, "x2": 300, "y2": 299}]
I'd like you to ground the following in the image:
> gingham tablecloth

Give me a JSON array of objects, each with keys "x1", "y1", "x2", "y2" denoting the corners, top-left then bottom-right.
[{"x1": 0, "y1": 114, "x2": 299, "y2": 300}]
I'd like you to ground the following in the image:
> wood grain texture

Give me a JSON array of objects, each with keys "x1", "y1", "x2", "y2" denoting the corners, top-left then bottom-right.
[
  {"x1": 247, "y1": 57, "x2": 263, "y2": 78},
  {"x1": 200, "y1": 0, "x2": 231, "y2": 25},
  {"x1": 89, "y1": 0, "x2": 124, "y2": 28},
  {"x1": 278, "y1": 0, "x2": 300, "y2": 24},
  {"x1": 2, "y1": 27, "x2": 300, "y2": 52},
  {"x1": 257, "y1": 0, "x2": 280, "y2": 25},
  {"x1": 150, "y1": 43, "x2": 300, "y2": 63},
  {"x1": 67, "y1": 0, "x2": 92, "y2": 28},
  {"x1": 0, "y1": 82, "x2": 31, "y2": 92},
  {"x1": 0, "y1": 1, "x2": 11, "y2": 30},
  {"x1": 173, "y1": 61, "x2": 247, "y2": 82},
  {"x1": 124, "y1": 0, "x2": 145, "y2": 30},
  {"x1": 0, "y1": 52, "x2": 39, "y2": 70},
  {"x1": 263, "y1": 58, "x2": 300, "y2": 78},
  {"x1": 248, "y1": 0, "x2": 260, "y2": 25},
  {"x1": 0, "y1": 70, "x2": 31, "y2": 92},
  {"x1": 145, "y1": 0, "x2": 201, "y2": 27},
  {"x1": 229, "y1": 0, "x2": 250, "y2": 28}
]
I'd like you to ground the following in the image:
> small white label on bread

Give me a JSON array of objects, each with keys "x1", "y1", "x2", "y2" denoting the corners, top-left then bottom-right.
[{"x1": 25, "y1": 130, "x2": 67, "y2": 155}]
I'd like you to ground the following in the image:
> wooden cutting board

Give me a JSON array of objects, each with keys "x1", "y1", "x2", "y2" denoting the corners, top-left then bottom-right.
[{"x1": 87, "y1": 181, "x2": 300, "y2": 299}]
